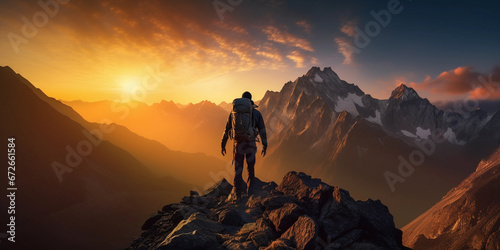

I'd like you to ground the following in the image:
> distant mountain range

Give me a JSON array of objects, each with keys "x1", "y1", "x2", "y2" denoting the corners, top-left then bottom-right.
[
  {"x1": 0, "y1": 66, "x2": 227, "y2": 250},
  {"x1": 2, "y1": 65, "x2": 498, "y2": 249},
  {"x1": 63, "y1": 99, "x2": 230, "y2": 159},
  {"x1": 257, "y1": 67, "x2": 500, "y2": 226}
]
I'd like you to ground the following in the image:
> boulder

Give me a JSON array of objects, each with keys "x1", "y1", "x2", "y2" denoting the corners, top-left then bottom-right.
[
  {"x1": 202, "y1": 178, "x2": 233, "y2": 198},
  {"x1": 250, "y1": 177, "x2": 278, "y2": 196},
  {"x1": 320, "y1": 187, "x2": 360, "y2": 240},
  {"x1": 264, "y1": 239, "x2": 295, "y2": 250},
  {"x1": 261, "y1": 195, "x2": 298, "y2": 210},
  {"x1": 324, "y1": 228, "x2": 362, "y2": 249},
  {"x1": 218, "y1": 208, "x2": 244, "y2": 226},
  {"x1": 356, "y1": 199, "x2": 402, "y2": 249},
  {"x1": 157, "y1": 230, "x2": 221, "y2": 250},
  {"x1": 249, "y1": 218, "x2": 277, "y2": 247},
  {"x1": 268, "y1": 202, "x2": 305, "y2": 232},
  {"x1": 158, "y1": 213, "x2": 223, "y2": 249},
  {"x1": 277, "y1": 171, "x2": 323, "y2": 199},
  {"x1": 281, "y1": 215, "x2": 319, "y2": 250}
]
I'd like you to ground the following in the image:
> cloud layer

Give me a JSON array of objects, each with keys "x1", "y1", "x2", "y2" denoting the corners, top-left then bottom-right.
[{"x1": 410, "y1": 66, "x2": 500, "y2": 100}]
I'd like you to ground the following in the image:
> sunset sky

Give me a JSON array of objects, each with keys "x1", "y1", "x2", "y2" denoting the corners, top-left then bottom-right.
[{"x1": 1, "y1": 0, "x2": 499, "y2": 104}]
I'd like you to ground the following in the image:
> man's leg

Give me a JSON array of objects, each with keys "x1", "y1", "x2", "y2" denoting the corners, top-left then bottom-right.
[
  {"x1": 244, "y1": 142, "x2": 257, "y2": 195},
  {"x1": 234, "y1": 142, "x2": 245, "y2": 198}
]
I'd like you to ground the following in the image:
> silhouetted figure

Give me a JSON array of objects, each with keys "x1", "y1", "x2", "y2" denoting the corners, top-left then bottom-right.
[{"x1": 221, "y1": 91, "x2": 267, "y2": 199}]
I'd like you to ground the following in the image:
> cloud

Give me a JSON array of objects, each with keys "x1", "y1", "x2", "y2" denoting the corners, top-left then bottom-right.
[
  {"x1": 296, "y1": 20, "x2": 312, "y2": 34},
  {"x1": 262, "y1": 25, "x2": 314, "y2": 52},
  {"x1": 340, "y1": 21, "x2": 357, "y2": 37},
  {"x1": 286, "y1": 51, "x2": 307, "y2": 68},
  {"x1": 410, "y1": 66, "x2": 500, "y2": 100},
  {"x1": 335, "y1": 37, "x2": 354, "y2": 65},
  {"x1": 335, "y1": 21, "x2": 358, "y2": 65}
]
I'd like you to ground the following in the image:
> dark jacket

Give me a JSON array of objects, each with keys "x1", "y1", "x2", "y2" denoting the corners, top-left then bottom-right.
[{"x1": 221, "y1": 107, "x2": 267, "y2": 149}]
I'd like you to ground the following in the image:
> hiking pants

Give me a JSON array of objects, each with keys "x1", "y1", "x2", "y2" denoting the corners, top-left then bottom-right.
[{"x1": 234, "y1": 141, "x2": 257, "y2": 197}]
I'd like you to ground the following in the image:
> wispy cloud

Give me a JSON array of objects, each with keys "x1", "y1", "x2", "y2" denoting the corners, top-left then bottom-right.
[
  {"x1": 262, "y1": 25, "x2": 314, "y2": 52},
  {"x1": 286, "y1": 51, "x2": 306, "y2": 68},
  {"x1": 334, "y1": 21, "x2": 358, "y2": 65}
]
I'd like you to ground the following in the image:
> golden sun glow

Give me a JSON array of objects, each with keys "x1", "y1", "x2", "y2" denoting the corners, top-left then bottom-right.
[{"x1": 120, "y1": 76, "x2": 141, "y2": 95}]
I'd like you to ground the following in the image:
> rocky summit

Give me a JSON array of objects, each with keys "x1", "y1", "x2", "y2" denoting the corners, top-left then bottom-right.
[{"x1": 127, "y1": 171, "x2": 409, "y2": 250}]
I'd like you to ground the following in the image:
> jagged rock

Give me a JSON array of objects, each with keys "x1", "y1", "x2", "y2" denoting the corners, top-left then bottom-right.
[
  {"x1": 246, "y1": 195, "x2": 263, "y2": 208},
  {"x1": 268, "y1": 202, "x2": 305, "y2": 232},
  {"x1": 307, "y1": 183, "x2": 334, "y2": 217},
  {"x1": 261, "y1": 195, "x2": 298, "y2": 210},
  {"x1": 157, "y1": 230, "x2": 221, "y2": 250},
  {"x1": 277, "y1": 171, "x2": 323, "y2": 199},
  {"x1": 249, "y1": 218, "x2": 277, "y2": 247},
  {"x1": 128, "y1": 171, "x2": 409, "y2": 250},
  {"x1": 250, "y1": 177, "x2": 278, "y2": 196},
  {"x1": 158, "y1": 213, "x2": 223, "y2": 249},
  {"x1": 202, "y1": 178, "x2": 233, "y2": 198},
  {"x1": 264, "y1": 238, "x2": 295, "y2": 250},
  {"x1": 141, "y1": 212, "x2": 163, "y2": 231},
  {"x1": 218, "y1": 208, "x2": 244, "y2": 226},
  {"x1": 320, "y1": 187, "x2": 360, "y2": 241},
  {"x1": 223, "y1": 240, "x2": 258, "y2": 250},
  {"x1": 356, "y1": 199, "x2": 402, "y2": 249},
  {"x1": 281, "y1": 215, "x2": 319, "y2": 250},
  {"x1": 324, "y1": 228, "x2": 362, "y2": 249}
]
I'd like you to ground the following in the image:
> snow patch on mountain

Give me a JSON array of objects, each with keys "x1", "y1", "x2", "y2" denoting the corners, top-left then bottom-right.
[
  {"x1": 401, "y1": 130, "x2": 417, "y2": 138},
  {"x1": 443, "y1": 128, "x2": 466, "y2": 145},
  {"x1": 415, "y1": 127, "x2": 431, "y2": 140},
  {"x1": 366, "y1": 110, "x2": 382, "y2": 126},
  {"x1": 334, "y1": 93, "x2": 363, "y2": 116},
  {"x1": 314, "y1": 73, "x2": 323, "y2": 82}
]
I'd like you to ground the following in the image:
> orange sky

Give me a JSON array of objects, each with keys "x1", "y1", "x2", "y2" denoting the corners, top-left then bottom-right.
[
  {"x1": 0, "y1": 1, "x2": 327, "y2": 104},
  {"x1": 1, "y1": 1, "x2": 499, "y2": 105}
]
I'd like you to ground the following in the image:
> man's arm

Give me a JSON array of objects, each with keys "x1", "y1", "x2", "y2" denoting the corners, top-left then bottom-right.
[
  {"x1": 221, "y1": 113, "x2": 232, "y2": 155},
  {"x1": 255, "y1": 110, "x2": 268, "y2": 153}
]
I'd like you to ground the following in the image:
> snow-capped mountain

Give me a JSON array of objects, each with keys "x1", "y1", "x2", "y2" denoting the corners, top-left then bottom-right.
[
  {"x1": 257, "y1": 66, "x2": 500, "y2": 226},
  {"x1": 261, "y1": 66, "x2": 498, "y2": 146}
]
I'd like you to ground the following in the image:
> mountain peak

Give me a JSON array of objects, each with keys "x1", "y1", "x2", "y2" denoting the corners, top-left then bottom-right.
[
  {"x1": 305, "y1": 66, "x2": 321, "y2": 77},
  {"x1": 304, "y1": 66, "x2": 341, "y2": 83},
  {"x1": 390, "y1": 83, "x2": 421, "y2": 101}
]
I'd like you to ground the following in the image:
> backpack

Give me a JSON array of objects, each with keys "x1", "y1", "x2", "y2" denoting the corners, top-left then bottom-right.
[{"x1": 231, "y1": 98, "x2": 256, "y2": 142}]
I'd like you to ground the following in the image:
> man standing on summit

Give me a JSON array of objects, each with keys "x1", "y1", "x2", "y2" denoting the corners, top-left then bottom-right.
[{"x1": 221, "y1": 91, "x2": 267, "y2": 199}]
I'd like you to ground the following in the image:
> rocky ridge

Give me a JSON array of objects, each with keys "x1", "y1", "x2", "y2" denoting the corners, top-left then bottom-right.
[{"x1": 128, "y1": 172, "x2": 409, "y2": 249}]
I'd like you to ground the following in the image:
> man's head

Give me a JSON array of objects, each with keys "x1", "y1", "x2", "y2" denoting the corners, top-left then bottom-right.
[{"x1": 242, "y1": 91, "x2": 252, "y2": 100}]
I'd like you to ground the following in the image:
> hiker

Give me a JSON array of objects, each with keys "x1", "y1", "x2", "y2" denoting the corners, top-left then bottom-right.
[{"x1": 221, "y1": 91, "x2": 267, "y2": 199}]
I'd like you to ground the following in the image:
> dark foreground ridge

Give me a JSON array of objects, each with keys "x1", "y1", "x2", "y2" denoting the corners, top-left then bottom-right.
[{"x1": 127, "y1": 171, "x2": 409, "y2": 249}]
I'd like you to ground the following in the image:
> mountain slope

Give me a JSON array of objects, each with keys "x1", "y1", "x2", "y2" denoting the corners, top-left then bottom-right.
[
  {"x1": 11, "y1": 69, "x2": 228, "y2": 187},
  {"x1": 257, "y1": 67, "x2": 499, "y2": 226},
  {"x1": 0, "y1": 66, "x2": 192, "y2": 250},
  {"x1": 63, "y1": 98, "x2": 229, "y2": 159},
  {"x1": 402, "y1": 146, "x2": 500, "y2": 249}
]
